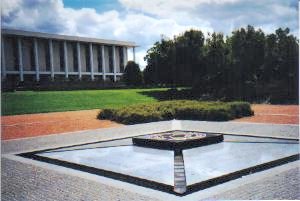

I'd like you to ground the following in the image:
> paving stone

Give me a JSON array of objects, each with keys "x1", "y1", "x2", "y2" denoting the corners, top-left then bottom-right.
[
  {"x1": 1, "y1": 158, "x2": 159, "y2": 201},
  {"x1": 206, "y1": 166, "x2": 300, "y2": 200}
]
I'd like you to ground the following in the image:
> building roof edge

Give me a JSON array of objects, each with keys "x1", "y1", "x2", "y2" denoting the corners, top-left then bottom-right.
[{"x1": 2, "y1": 29, "x2": 138, "y2": 47}]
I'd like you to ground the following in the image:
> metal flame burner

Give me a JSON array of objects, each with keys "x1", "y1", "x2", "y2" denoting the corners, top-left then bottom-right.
[{"x1": 132, "y1": 131, "x2": 223, "y2": 152}]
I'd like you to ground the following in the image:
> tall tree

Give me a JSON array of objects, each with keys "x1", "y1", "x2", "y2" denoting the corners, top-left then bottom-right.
[
  {"x1": 143, "y1": 38, "x2": 174, "y2": 85},
  {"x1": 273, "y1": 28, "x2": 298, "y2": 101},
  {"x1": 174, "y1": 29, "x2": 205, "y2": 86},
  {"x1": 201, "y1": 32, "x2": 230, "y2": 97},
  {"x1": 123, "y1": 61, "x2": 143, "y2": 86},
  {"x1": 144, "y1": 29, "x2": 205, "y2": 86},
  {"x1": 229, "y1": 25, "x2": 265, "y2": 100}
]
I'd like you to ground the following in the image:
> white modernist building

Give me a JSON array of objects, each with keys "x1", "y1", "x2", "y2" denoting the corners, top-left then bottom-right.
[{"x1": 1, "y1": 29, "x2": 137, "y2": 83}]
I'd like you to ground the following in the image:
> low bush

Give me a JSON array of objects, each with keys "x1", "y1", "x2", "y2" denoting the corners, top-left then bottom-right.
[{"x1": 98, "y1": 100, "x2": 253, "y2": 124}]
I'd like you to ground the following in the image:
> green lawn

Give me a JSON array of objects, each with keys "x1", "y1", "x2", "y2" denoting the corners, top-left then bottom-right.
[{"x1": 1, "y1": 88, "x2": 169, "y2": 115}]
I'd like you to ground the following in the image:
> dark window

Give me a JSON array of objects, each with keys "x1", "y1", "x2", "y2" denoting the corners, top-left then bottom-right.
[
  {"x1": 29, "y1": 39, "x2": 35, "y2": 71},
  {"x1": 59, "y1": 42, "x2": 64, "y2": 72},
  {"x1": 108, "y1": 46, "x2": 113, "y2": 73},
  {"x1": 119, "y1": 47, "x2": 124, "y2": 73},
  {"x1": 98, "y1": 46, "x2": 102, "y2": 72},
  {"x1": 73, "y1": 43, "x2": 78, "y2": 72},
  {"x1": 45, "y1": 41, "x2": 50, "y2": 71},
  {"x1": 12, "y1": 37, "x2": 19, "y2": 71},
  {"x1": 85, "y1": 44, "x2": 90, "y2": 72}
]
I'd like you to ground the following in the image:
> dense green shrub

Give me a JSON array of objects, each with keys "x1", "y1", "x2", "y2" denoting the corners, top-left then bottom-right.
[{"x1": 98, "y1": 100, "x2": 253, "y2": 124}]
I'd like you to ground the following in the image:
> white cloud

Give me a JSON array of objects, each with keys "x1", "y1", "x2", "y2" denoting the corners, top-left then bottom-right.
[
  {"x1": 119, "y1": 0, "x2": 298, "y2": 35},
  {"x1": 1, "y1": 0, "x2": 21, "y2": 17},
  {"x1": 119, "y1": 0, "x2": 239, "y2": 17}
]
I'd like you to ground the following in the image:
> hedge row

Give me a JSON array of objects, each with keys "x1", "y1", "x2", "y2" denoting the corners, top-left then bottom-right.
[{"x1": 98, "y1": 100, "x2": 254, "y2": 124}]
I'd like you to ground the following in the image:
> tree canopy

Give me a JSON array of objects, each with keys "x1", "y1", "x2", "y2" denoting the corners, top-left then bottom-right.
[
  {"x1": 143, "y1": 26, "x2": 299, "y2": 103},
  {"x1": 123, "y1": 61, "x2": 143, "y2": 86}
]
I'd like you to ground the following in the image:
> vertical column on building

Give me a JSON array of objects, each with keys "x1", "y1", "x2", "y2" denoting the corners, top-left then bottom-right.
[
  {"x1": 63, "y1": 41, "x2": 68, "y2": 79},
  {"x1": 1, "y1": 37, "x2": 6, "y2": 80},
  {"x1": 33, "y1": 38, "x2": 40, "y2": 81},
  {"x1": 49, "y1": 39, "x2": 54, "y2": 80},
  {"x1": 123, "y1": 47, "x2": 127, "y2": 70},
  {"x1": 17, "y1": 37, "x2": 24, "y2": 82},
  {"x1": 89, "y1": 43, "x2": 94, "y2": 81},
  {"x1": 132, "y1": 47, "x2": 136, "y2": 62},
  {"x1": 77, "y1": 42, "x2": 82, "y2": 80},
  {"x1": 112, "y1": 45, "x2": 117, "y2": 82},
  {"x1": 101, "y1": 45, "x2": 106, "y2": 81}
]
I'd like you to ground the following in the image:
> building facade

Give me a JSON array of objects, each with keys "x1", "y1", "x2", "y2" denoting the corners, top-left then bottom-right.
[{"x1": 1, "y1": 29, "x2": 137, "y2": 86}]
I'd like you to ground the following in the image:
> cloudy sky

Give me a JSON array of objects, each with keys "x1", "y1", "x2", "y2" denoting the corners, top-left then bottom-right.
[{"x1": 1, "y1": 0, "x2": 298, "y2": 68}]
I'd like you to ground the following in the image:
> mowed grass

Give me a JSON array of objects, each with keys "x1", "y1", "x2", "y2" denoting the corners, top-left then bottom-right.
[{"x1": 1, "y1": 88, "x2": 168, "y2": 116}]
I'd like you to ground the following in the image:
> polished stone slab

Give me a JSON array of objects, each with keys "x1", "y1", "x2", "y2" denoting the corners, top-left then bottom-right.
[
  {"x1": 183, "y1": 137, "x2": 299, "y2": 185},
  {"x1": 37, "y1": 145, "x2": 174, "y2": 185}
]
